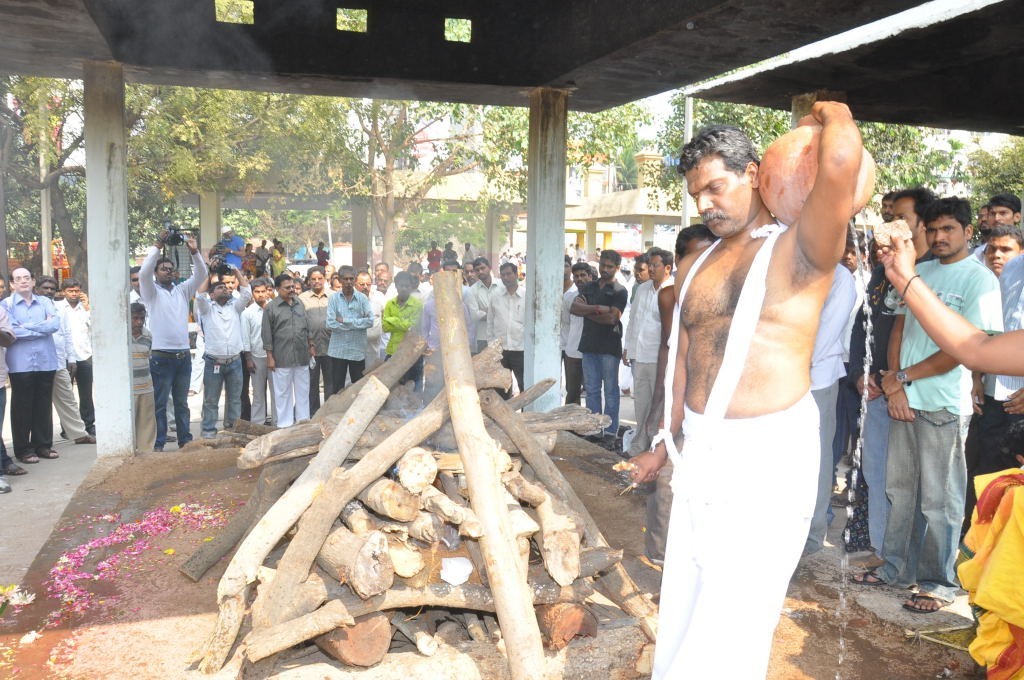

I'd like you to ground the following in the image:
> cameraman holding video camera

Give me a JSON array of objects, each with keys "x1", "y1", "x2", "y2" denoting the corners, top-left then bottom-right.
[{"x1": 139, "y1": 228, "x2": 208, "y2": 451}]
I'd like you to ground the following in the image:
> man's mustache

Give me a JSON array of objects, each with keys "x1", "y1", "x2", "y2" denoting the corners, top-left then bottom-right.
[{"x1": 701, "y1": 211, "x2": 728, "y2": 223}]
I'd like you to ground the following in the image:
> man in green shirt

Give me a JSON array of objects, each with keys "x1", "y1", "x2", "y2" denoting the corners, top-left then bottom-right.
[{"x1": 382, "y1": 271, "x2": 424, "y2": 390}]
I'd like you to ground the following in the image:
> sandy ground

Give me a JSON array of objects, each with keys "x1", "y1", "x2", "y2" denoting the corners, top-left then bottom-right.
[{"x1": 0, "y1": 432, "x2": 977, "y2": 679}]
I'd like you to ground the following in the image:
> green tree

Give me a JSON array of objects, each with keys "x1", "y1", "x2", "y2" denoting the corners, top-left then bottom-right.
[
  {"x1": 655, "y1": 93, "x2": 962, "y2": 211},
  {"x1": 967, "y1": 137, "x2": 1024, "y2": 200}
]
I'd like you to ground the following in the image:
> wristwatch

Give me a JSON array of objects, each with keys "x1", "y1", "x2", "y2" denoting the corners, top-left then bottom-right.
[{"x1": 895, "y1": 370, "x2": 912, "y2": 387}]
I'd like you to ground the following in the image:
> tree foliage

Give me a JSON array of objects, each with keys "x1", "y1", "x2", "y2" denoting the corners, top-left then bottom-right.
[
  {"x1": 967, "y1": 136, "x2": 1024, "y2": 200},
  {"x1": 654, "y1": 93, "x2": 965, "y2": 212}
]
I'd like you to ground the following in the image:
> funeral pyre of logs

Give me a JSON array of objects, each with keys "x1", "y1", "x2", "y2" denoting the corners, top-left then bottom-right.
[{"x1": 184, "y1": 273, "x2": 658, "y2": 679}]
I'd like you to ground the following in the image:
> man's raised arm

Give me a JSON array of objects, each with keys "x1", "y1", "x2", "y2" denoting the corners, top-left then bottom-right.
[{"x1": 793, "y1": 102, "x2": 865, "y2": 272}]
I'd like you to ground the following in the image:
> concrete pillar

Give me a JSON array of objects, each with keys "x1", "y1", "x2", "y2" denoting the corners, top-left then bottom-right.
[
  {"x1": 584, "y1": 166, "x2": 605, "y2": 197},
  {"x1": 524, "y1": 88, "x2": 568, "y2": 413},
  {"x1": 680, "y1": 95, "x2": 695, "y2": 228},
  {"x1": 584, "y1": 220, "x2": 597, "y2": 258},
  {"x1": 640, "y1": 216, "x2": 655, "y2": 250},
  {"x1": 83, "y1": 61, "x2": 133, "y2": 458},
  {"x1": 485, "y1": 204, "x2": 500, "y2": 266},
  {"x1": 351, "y1": 199, "x2": 370, "y2": 268},
  {"x1": 199, "y1": 190, "x2": 220, "y2": 252},
  {"x1": 791, "y1": 90, "x2": 846, "y2": 128}
]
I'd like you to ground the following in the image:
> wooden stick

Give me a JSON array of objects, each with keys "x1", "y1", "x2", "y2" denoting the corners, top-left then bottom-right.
[
  {"x1": 243, "y1": 581, "x2": 592, "y2": 663},
  {"x1": 506, "y1": 379, "x2": 556, "y2": 411},
  {"x1": 479, "y1": 389, "x2": 659, "y2": 642},
  {"x1": 313, "y1": 612, "x2": 392, "y2": 667},
  {"x1": 245, "y1": 599, "x2": 356, "y2": 663},
  {"x1": 199, "y1": 377, "x2": 390, "y2": 673},
  {"x1": 391, "y1": 612, "x2": 439, "y2": 657},
  {"x1": 536, "y1": 603, "x2": 598, "y2": 650},
  {"x1": 249, "y1": 344, "x2": 509, "y2": 631},
  {"x1": 503, "y1": 470, "x2": 582, "y2": 586},
  {"x1": 315, "y1": 526, "x2": 394, "y2": 599},
  {"x1": 434, "y1": 271, "x2": 546, "y2": 680}
]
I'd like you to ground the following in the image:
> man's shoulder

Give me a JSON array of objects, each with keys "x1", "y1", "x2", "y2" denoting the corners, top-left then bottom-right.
[{"x1": 1002, "y1": 252, "x2": 1024, "y2": 283}]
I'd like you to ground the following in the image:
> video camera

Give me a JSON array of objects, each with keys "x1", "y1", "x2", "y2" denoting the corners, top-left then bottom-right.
[{"x1": 162, "y1": 220, "x2": 191, "y2": 247}]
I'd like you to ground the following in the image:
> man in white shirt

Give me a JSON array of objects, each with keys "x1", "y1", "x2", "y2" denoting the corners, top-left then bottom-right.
[
  {"x1": 623, "y1": 248, "x2": 673, "y2": 457},
  {"x1": 56, "y1": 278, "x2": 95, "y2": 436},
  {"x1": 805, "y1": 264, "x2": 857, "y2": 554},
  {"x1": 36, "y1": 277, "x2": 94, "y2": 445},
  {"x1": 561, "y1": 263, "x2": 591, "y2": 405},
  {"x1": 355, "y1": 271, "x2": 385, "y2": 370},
  {"x1": 469, "y1": 257, "x2": 501, "y2": 354},
  {"x1": 139, "y1": 231, "x2": 208, "y2": 450},
  {"x1": 195, "y1": 266, "x2": 252, "y2": 439},
  {"x1": 242, "y1": 277, "x2": 275, "y2": 425},
  {"x1": 487, "y1": 262, "x2": 526, "y2": 397}
]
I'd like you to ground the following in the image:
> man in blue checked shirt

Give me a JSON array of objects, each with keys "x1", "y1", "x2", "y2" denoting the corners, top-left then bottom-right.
[
  {"x1": 2, "y1": 268, "x2": 61, "y2": 464},
  {"x1": 326, "y1": 265, "x2": 373, "y2": 394}
]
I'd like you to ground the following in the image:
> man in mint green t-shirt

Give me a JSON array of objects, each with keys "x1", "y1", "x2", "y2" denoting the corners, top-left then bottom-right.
[{"x1": 866, "y1": 197, "x2": 1002, "y2": 613}]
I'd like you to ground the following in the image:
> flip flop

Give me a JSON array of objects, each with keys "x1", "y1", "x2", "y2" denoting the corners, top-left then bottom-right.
[
  {"x1": 902, "y1": 593, "x2": 946, "y2": 614},
  {"x1": 15, "y1": 453, "x2": 39, "y2": 464},
  {"x1": 852, "y1": 568, "x2": 887, "y2": 586},
  {"x1": 36, "y1": 450, "x2": 60, "y2": 460},
  {"x1": 3, "y1": 463, "x2": 27, "y2": 476}
]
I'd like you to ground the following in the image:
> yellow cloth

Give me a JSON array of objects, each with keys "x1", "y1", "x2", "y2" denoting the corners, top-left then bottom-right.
[{"x1": 958, "y1": 469, "x2": 1024, "y2": 679}]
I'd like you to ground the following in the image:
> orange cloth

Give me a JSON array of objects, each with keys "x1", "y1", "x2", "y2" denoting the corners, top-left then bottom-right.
[{"x1": 958, "y1": 470, "x2": 1024, "y2": 680}]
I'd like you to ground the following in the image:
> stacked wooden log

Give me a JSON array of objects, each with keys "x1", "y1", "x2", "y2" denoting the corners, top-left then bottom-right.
[{"x1": 188, "y1": 273, "x2": 657, "y2": 679}]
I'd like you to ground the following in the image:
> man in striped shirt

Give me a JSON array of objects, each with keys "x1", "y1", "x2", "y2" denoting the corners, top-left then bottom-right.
[{"x1": 130, "y1": 303, "x2": 156, "y2": 453}]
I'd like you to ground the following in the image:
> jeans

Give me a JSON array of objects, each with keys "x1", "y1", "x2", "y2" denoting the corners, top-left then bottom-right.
[
  {"x1": 151, "y1": 352, "x2": 193, "y2": 449},
  {"x1": 879, "y1": 409, "x2": 969, "y2": 602},
  {"x1": 861, "y1": 396, "x2": 892, "y2": 554},
  {"x1": 582, "y1": 352, "x2": 619, "y2": 435},
  {"x1": 75, "y1": 356, "x2": 95, "y2": 434},
  {"x1": 201, "y1": 356, "x2": 243, "y2": 437}
]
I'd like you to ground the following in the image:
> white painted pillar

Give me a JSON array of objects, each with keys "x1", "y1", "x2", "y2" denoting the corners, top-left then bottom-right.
[
  {"x1": 84, "y1": 61, "x2": 133, "y2": 458},
  {"x1": 641, "y1": 216, "x2": 655, "y2": 250},
  {"x1": 525, "y1": 88, "x2": 568, "y2": 413},
  {"x1": 351, "y1": 200, "x2": 369, "y2": 269},
  {"x1": 680, "y1": 95, "x2": 695, "y2": 228},
  {"x1": 485, "y1": 204, "x2": 500, "y2": 267},
  {"x1": 584, "y1": 220, "x2": 597, "y2": 258},
  {"x1": 199, "y1": 190, "x2": 220, "y2": 252}
]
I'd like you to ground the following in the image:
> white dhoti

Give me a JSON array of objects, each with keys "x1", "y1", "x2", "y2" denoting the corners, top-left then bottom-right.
[
  {"x1": 653, "y1": 223, "x2": 820, "y2": 679},
  {"x1": 653, "y1": 394, "x2": 819, "y2": 679}
]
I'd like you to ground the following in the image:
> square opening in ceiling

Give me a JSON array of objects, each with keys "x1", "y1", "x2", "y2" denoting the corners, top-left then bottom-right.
[
  {"x1": 214, "y1": 0, "x2": 254, "y2": 24},
  {"x1": 444, "y1": 18, "x2": 472, "y2": 43},
  {"x1": 337, "y1": 8, "x2": 368, "y2": 32}
]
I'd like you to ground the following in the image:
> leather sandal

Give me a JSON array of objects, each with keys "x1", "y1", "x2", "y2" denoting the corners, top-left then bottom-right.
[
  {"x1": 15, "y1": 453, "x2": 39, "y2": 464},
  {"x1": 3, "y1": 463, "x2": 27, "y2": 476},
  {"x1": 36, "y1": 449, "x2": 60, "y2": 460}
]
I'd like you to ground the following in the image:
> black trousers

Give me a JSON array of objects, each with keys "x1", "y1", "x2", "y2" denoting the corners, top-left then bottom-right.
[
  {"x1": 501, "y1": 350, "x2": 525, "y2": 400},
  {"x1": 330, "y1": 357, "x2": 365, "y2": 395},
  {"x1": 10, "y1": 370, "x2": 56, "y2": 456},
  {"x1": 308, "y1": 355, "x2": 334, "y2": 415},
  {"x1": 75, "y1": 357, "x2": 95, "y2": 434},
  {"x1": 563, "y1": 352, "x2": 583, "y2": 405}
]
